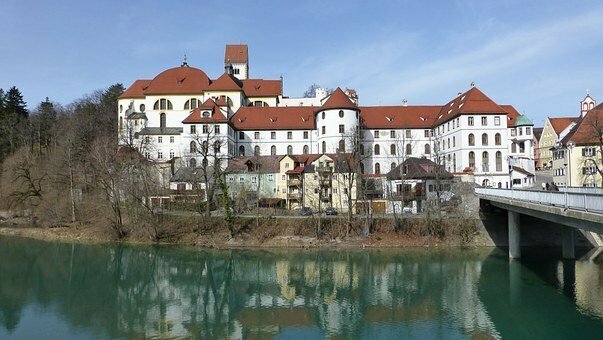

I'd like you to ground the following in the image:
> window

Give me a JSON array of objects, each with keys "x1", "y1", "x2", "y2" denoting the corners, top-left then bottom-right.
[
  {"x1": 339, "y1": 110, "x2": 344, "y2": 118},
  {"x1": 145, "y1": 136, "x2": 150, "y2": 143},
  {"x1": 239, "y1": 145, "x2": 245, "y2": 156},
  {"x1": 303, "y1": 145, "x2": 309, "y2": 154},
  {"x1": 405, "y1": 143, "x2": 412, "y2": 155},
  {"x1": 189, "y1": 141, "x2": 197, "y2": 153},
  {"x1": 271, "y1": 132, "x2": 276, "y2": 139},
  {"x1": 156, "y1": 136, "x2": 162, "y2": 144},
  {"x1": 214, "y1": 141, "x2": 221, "y2": 153},
  {"x1": 214, "y1": 125, "x2": 220, "y2": 134},
  {"x1": 239, "y1": 131, "x2": 245, "y2": 140},
  {"x1": 391, "y1": 162, "x2": 396, "y2": 171},
  {"x1": 268, "y1": 174, "x2": 274, "y2": 181},
  {"x1": 482, "y1": 133, "x2": 488, "y2": 146},
  {"x1": 494, "y1": 116, "x2": 500, "y2": 126},
  {"x1": 255, "y1": 132, "x2": 260, "y2": 139},
  {"x1": 511, "y1": 143, "x2": 517, "y2": 153},
  {"x1": 322, "y1": 126, "x2": 326, "y2": 135},
  {"x1": 322, "y1": 112, "x2": 325, "y2": 119},
  {"x1": 254, "y1": 145, "x2": 260, "y2": 156},
  {"x1": 271, "y1": 145, "x2": 276, "y2": 155},
  {"x1": 139, "y1": 104, "x2": 145, "y2": 112},
  {"x1": 518, "y1": 127, "x2": 523, "y2": 136},
  {"x1": 189, "y1": 158, "x2": 196, "y2": 168},
  {"x1": 511, "y1": 129, "x2": 516, "y2": 137},
  {"x1": 157, "y1": 151, "x2": 163, "y2": 159},
  {"x1": 201, "y1": 141, "x2": 208, "y2": 153},
  {"x1": 374, "y1": 130, "x2": 379, "y2": 138},
  {"x1": 468, "y1": 133, "x2": 475, "y2": 146},
  {"x1": 322, "y1": 141, "x2": 326, "y2": 154},
  {"x1": 496, "y1": 151, "x2": 502, "y2": 171},
  {"x1": 468, "y1": 117, "x2": 474, "y2": 126},
  {"x1": 482, "y1": 151, "x2": 489, "y2": 172},
  {"x1": 201, "y1": 111, "x2": 210, "y2": 118},
  {"x1": 374, "y1": 144, "x2": 380, "y2": 155},
  {"x1": 303, "y1": 131, "x2": 309, "y2": 139},
  {"x1": 424, "y1": 130, "x2": 430, "y2": 138},
  {"x1": 338, "y1": 140, "x2": 345, "y2": 152},
  {"x1": 469, "y1": 151, "x2": 475, "y2": 168},
  {"x1": 526, "y1": 127, "x2": 531, "y2": 135},
  {"x1": 184, "y1": 98, "x2": 201, "y2": 110},
  {"x1": 170, "y1": 136, "x2": 174, "y2": 143},
  {"x1": 287, "y1": 145, "x2": 293, "y2": 154},
  {"x1": 160, "y1": 113, "x2": 166, "y2": 128},
  {"x1": 406, "y1": 130, "x2": 411, "y2": 139},
  {"x1": 203, "y1": 125, "x2": 209, "y2": 133},
  {"x1": 481, "y1": 116, "x2": 487, "y2": 126},
  {"x1": 169, "y1": 150, "x2": 174, "y2": 159},
  {"x1": 452, "y1": 136, "x2": 456, "y2": 147},
  {"x1": 390, "y1": 144, "x2": 396, "y2": 155},
  {"x1": 339, "y1": 125, "x2": 345, "y2": 133},
  {"x1": 360, "y1": 144, "x2": 365, "y2": 155},
  {"x1": 190, "y1": 125, "x2": 196, "y2": 134},
  {"x1": 495, "y1": 133, "x2": 501, "y2": 145},
  {"x1": 374, "y1": 163, "x2": 381, "y2": 174},
  {"x1": 583, "y1": 147, "x2": 596, "y2": 157},
  {"x1": 390, "y1": 130, "x2": 396, "y2": 138},
  {"x1": 333, "y1": 188, "x2": 338, "y2": 194},
  {"x1": 424, "y1": 144, "x2": 431, "y2": 154},
  {"x1": 153, "y1": 99, "x2": 173, "y2": 110},
  {"x1": 360, "y1": 162, "x2": 365, "y2": 173}
]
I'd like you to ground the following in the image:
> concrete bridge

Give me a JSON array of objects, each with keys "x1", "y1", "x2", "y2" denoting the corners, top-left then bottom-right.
[{"x1": 475, "y1": 188, "x2": 603, "y2": 259}]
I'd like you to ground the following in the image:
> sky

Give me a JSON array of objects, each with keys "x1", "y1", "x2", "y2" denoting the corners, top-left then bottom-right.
[{"x1": 1, "y1": 0, "x2": 602, "y2": 127}]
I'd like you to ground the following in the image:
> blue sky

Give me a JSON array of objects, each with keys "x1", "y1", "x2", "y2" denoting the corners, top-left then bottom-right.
[{"x1": 1, "y1": 0, "x2": 602, "y2": 127}]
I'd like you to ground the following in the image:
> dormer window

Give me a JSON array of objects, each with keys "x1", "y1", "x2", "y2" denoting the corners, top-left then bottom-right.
[{"x1": 201, "y1": 111, "x2": 210, "y2": 118}]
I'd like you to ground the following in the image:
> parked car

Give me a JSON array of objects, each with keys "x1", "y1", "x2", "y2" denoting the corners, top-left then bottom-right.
[
  {"x1": 299, "y1": 207, "x2": 313, "y2": 216},
  {"x1": 325, "y1": 207, "x2": 337, "y2": 216}
]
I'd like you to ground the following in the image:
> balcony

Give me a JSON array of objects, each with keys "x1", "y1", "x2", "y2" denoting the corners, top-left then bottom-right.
[
  {"x1": 288, "y1": 192, "x2": 302, "y2": 200},
  {"x1": 288, "y1": 179, "x2": 301, "y2": 187},
  {"x1": 319, "y1": 179, "x2": 331, "y2": 187},
  {"x1": 316, "y1": 166, "x2": 333, "y2": 173}
]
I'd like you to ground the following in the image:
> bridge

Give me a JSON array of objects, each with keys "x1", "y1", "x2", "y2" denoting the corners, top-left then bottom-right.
[{"x1": 475, "y1": 188, "x2": 603, "y2": 259}]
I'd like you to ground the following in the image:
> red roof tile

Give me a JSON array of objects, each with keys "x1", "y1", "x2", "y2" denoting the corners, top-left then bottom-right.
[
  {"x1": 549, "y1": 117, "x2": 578, "y2": 134},
  {"x1": 241, "y1": 79, "x2": 282, "y2": 97},
  {"x1": 144, "y1": 66, "x2": 211, "y2": 95},
  {"x1": 208, "y1": 72, "x2": 243, "y2": 91},
  {"x1": 561, "y1": 108, "x2": 603, "y2": 145},
  {"x1": 434, "y1": 87, "x2": 506, "y2": 125},
  {"x1": 225, "y1": 44, "x2": 248, "y2": 63},
  {"x1": 501, "y1": 105, "x2": 520, "y2": 127},
  {"x1": 321, "y1": 87, "x2": 358, "y2": 111},
  {"x1": 181, "y1": 99, "x2": 228, "y2": 124},
  {"x1": 231, "y1": 106, "x2": 315, "y2": 130},
  {"x1": 120, "y1": 80, "x2": 151, "y2": 99},
  {"x1": 359, "y1": 106, "x2": 441, "y2": 129}
]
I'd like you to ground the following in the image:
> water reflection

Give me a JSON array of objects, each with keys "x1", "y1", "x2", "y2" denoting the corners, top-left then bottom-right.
[{"x1": 0, "y1": 237, "x2": 602, "y2": 339}]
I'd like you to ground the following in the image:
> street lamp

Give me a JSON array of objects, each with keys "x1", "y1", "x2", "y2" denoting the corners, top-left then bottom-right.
[{"x1": 566, "y1": 140, "x2": 575, "y2": 187}]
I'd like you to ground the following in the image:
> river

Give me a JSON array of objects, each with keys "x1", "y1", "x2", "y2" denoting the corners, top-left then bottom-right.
[{"x1": 0, "y1": 236, "x2": 602, "y2": 339}]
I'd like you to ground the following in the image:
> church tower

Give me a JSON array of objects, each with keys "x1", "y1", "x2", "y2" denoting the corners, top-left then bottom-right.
[
  {"x1": 224, "y1": 44, "x2": 249, "y2": 80},
  {"x1": 580, "y1": 90, "x2": 596, "y2": 117}
]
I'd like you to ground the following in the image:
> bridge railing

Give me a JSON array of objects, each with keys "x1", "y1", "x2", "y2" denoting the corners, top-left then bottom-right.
[{"x1": 475, "y1": 188, "x2": 603, "y2": 214}]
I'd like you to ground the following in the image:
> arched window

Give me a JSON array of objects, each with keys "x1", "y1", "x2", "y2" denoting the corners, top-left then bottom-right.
[
  {"x1": 482, "y1": 151, "x2": 489, "y2": 172},
  {"x1": 405, "y1": 143, "x2": 412, "y2": 155},
  {"x1": 202, "y1": 141, "x2": 208, "y2": 154},
  {"x1": 153, "y1": 99, "x2": 173, "y2": 110},
  {"x1": 360, "y1": 144, "x2": 365, "y2": 155},
  {"x1": 374, "y1": 144, "x2": 380, "y2": 155},
  {"x1": 390, "y1": 144, "x2": 396, "y2": 155},
  {"x1": 139, "y1": 104, "x2": 145, "y2": 112},
  {"x1": 239, "y1": 145, "x2": 245, "y2": 156},
  {"x1": 287, "y1": 145, "x2": 293, "y2": 155},
  {"x1": 322, "y1": 141, "x2": 326, "y2": 154},
  {"x1": 590, "y1": 102, "x2": 595, "y2": 109},
  {"x1": 189, "y1": 141, "x2": 197, "y2": 153},
  {"x1": 583, "y1": 103, "x2": 588, "y2": 110},
  {"x1": 391, "y1": 162, "x2": 396, "y2": 171},
  {"x1": 160, "y1": 113, "x2": 166, "y2": 128},
  {"x1": 511, "y1": 142, "x2": 517, "y2": 153},
  {"x1": 496, "y1": 151, "x2": 502, "y2": 171},
  {"x1": 482, "y1": 133, "x2": 488, "y2": 146},
  {"x1": 339, "y1": 110, "x2": 344, "y2": 118},
  {"x1": 447, "y1": 138, "x2": 450, "y2": 149},
  {"x1": 453, "y1": 154, "x2": 456, "y2": 171},
  {"x1": 469, "y1": 151, "x2": 475, "y2": 168},
  {"x1": 119, "y1": 105, "x2": 123, "y2": 113},
  {"x1": 375, "y1": 163, "x2": 381, "y2": 174},
  {"x1": 214, "y1": 141, "x2": 221, "y2": 153},
  {"x1": 303, "y1": 145, "x2": 309, "y2": 154},
  {"x1": 189, "y1": 158, "x2": 196, "y2": 168},
  {"x1": 184, "y1": 98, "x2": 201, "y2": 110},
  {"x1": 452, "y1": 136, "x2": 456, "y2": 147},
  {"x1": 468, "y1": 133, "x2": 475, "y2": 146},
  {"x1": 424, "y1": 143, "x2": 431, "y2": 154},
  {"x1": 482, "y1": 179, "x2": 490, "y2": 187},
  {"x1": 202, "y1": 158, "x2": 208, "y2": 167},
  {"x1": 271, "y1": 145, "x2": 276, "y2": 155},
  {"x1": 322, "y1": 112, "x2": 325, "y2": 119},
  {"x1": 254, "y1": 145, "x2": 260, "y2": 156},
  {"x1": 339, "y1": 139, "x2": 345, "y2": 152},
  {"x1": 495, "y1": 133, "x2": 501, "y2": 145}
]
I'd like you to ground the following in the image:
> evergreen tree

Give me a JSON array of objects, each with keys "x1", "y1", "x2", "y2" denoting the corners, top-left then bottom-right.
[
  {"x1": 5, "y1": 86, "x2": 28, "y2": 120},
  {"x1": 0, "y1": 86, "x2": 28, "y2": 159},
  {"x1": 35, "y1": 97, "x2": 58, "y2": 151}
]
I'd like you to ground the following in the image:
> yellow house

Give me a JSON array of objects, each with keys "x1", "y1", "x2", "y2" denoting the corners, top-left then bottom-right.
[
  {"x1": 552, "y1": 106, "x2": 603, "y2": 187},
  {"x1": 539, "y1": 117, "x2": 578, "y2": 169}
]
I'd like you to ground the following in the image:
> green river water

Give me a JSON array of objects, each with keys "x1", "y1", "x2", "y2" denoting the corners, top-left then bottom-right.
[{"x1": 0, "y1": 235, "x2": 602, "y2": 339}]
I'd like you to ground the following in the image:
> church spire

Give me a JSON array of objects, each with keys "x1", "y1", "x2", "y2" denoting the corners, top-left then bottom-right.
[{"x1": 181, "y1": 53, "x2": 189, "y2": 67}]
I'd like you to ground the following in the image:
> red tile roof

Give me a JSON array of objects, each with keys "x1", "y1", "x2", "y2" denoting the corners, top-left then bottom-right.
[
  {"x1": 501, "y1": 105, "x2": 520, "y2": 127},
  {"x1": 549, "y1": 117, "x2": 578, "y2": 134},
  {"x1": 181, "y1": 99, "x2": 228, "y2": 124},
  {"x1": 561, "y1": 107, "x2": 603, "y2": 145},
  {"x1": 208, "y1": 72, "x2": 243, "y2": 91},
  {"x1": 231, "y1": 106, "x2": 315, "y2": 130},
  {"x1": 144, "y1": 66, "x2": 211, "y2": 95},
  {"x1": 241, "y1": 79, "x2": 282, "y2": 97},
  {"x1": 434, "y1": 87, "x2": 507, "y2": 125},
  {"x1": 359, "y1": 106, "x2": 441, "y2": 129},
  {"x1": 225, "y1": 44, "x2": 248, "y2": 63},
  {"x1": 321, "y1": 87, "x2": 358, "y2": 111},
  {"x1": 120, "y1": 80, "x2": 151, "y2": 99}
]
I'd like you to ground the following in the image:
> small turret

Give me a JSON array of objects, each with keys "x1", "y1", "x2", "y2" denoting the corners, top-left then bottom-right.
[{"x1": 580, "y1": 90, "x2": 596, "y2": 117}]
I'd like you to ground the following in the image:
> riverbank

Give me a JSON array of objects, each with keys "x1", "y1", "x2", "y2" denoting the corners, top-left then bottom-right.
[{"x1": 0, "y1": 212, "x2": 489, "y2": 248}]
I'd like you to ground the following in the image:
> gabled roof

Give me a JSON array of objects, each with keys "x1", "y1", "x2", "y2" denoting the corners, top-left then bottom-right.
[
  {"x1": 360, "y1": 106, "x2": 440, "y2": 129},
  {"x1": 560, "y1": 107, "x2": 603, "y2": 146},
  {"x1": 241, "y1": 79, "x2": 282, "y2": 97},
  {"x1": 144, "y1": 66, "x2": 211, "y2": 95},
  {"x1": 182, "y1": 99, "x2": 228, "y2": 124},
  {"x1": 434, "y1": 87, "x2": 507, "y2": 125},
  {"x1": 231, "y1": 106, "x2": 315, "y2": 130},
  {"x1": 549, "y1": 117, "x2": 579, "y2": 134},
  {"x1": 225, "y1": 44, "x2": 248, "y2": 63},
  {"x1": 120, "y1": 80, "x2": 151, "y2": 99},
  {"x1": 533, "y1": 127, "x2": 544, "y2": 140},
  {"x1": 320, "y1": 87, "x2": 358, "y2": 111},
  {"x1": 386, "y1": 157, "x2": 453, "y2": 180},
  {"x1": 225, "y1": 155, "x2": 284, "y2": 173},
  {"x1": 208, "y1": 72, "x2": 243, "y2": 91}
]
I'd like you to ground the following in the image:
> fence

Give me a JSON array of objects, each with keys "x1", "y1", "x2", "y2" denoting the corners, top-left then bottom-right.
[{"x1": 475, "y1": 188, "x2": 603, "y2": 215}]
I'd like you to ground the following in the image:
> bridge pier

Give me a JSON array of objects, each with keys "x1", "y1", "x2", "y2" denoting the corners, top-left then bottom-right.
[
  {"x1": 508, "y1": 211, "x2": 521, "y2": 259},
  {"x1": 562, "y1": 227, "x2": 575, "y2": 259}
]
